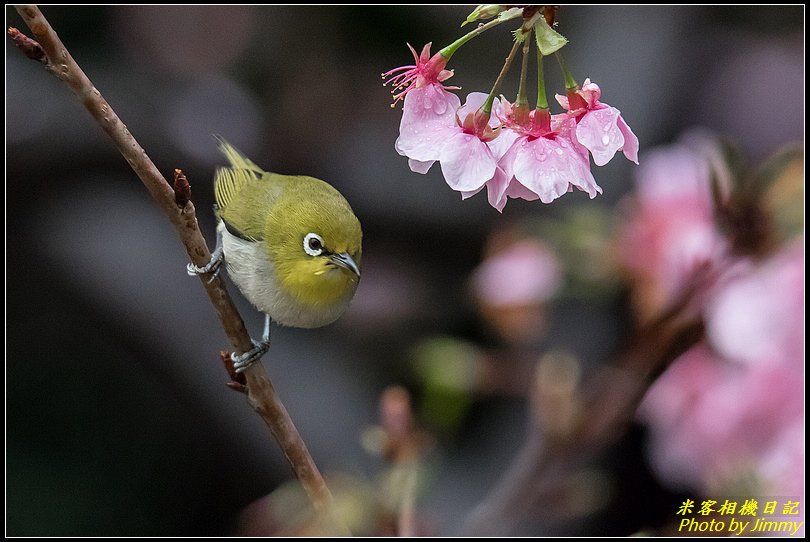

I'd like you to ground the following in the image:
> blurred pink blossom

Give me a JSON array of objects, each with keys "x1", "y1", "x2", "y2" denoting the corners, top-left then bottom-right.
[
  {"x1": 618, "y1": 141, "x2": 727, "y2": 319},
  {"x1": 706, "y1": 240, "x2": 804, "y2": 368},
  {"x1": 472, "y1": 239, "x2": 562, "y2": 308},
  {"x1": 639, "y1": 240, "x2": 804, "y2": 500},
  {"x1": 557, "y1": 78, "x2": 639, "y2": 166}
]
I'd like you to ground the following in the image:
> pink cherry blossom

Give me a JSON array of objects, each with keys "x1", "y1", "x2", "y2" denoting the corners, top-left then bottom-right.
[
  {"x1": 484, "y1": 104, "x2": 601, "y2": 211},
  {"x1": 438, "y1": 92, "x2": 503, "y2": 193},
  {"x1": 383, "y1": 42, "x2": 456, "y2": 105},
  {"x1": 557, "y1": 78, "x2": 639, "y2": 166},
  {"x1": 384, "y1": 43, "x2": 461, "y2": 172}
]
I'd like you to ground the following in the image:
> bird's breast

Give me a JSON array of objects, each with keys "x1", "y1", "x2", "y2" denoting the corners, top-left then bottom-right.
[{"x1": 218, "y1": 223, "x2": 357, "y2": 328}]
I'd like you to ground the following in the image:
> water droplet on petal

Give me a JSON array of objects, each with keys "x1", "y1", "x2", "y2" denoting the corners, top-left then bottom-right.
[
  {"x1": 539, "y1": 153, "x2": 546, "y2": 161},
  {"x1": 555, "y1": 148, "x2": 564, "y2": 155},
  {"x1": 601, "y1": 135, "x2": 610, "y2": 145}
]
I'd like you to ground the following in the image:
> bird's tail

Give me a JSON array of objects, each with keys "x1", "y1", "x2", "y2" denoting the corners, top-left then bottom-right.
[{"x1": 214, "y1": 135, "x2": 265, "y2": 174}]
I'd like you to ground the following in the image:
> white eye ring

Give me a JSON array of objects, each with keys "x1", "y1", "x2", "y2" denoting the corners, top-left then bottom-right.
[{"x1": 303, "y1": 233, "x2": 325, "y2": 256}]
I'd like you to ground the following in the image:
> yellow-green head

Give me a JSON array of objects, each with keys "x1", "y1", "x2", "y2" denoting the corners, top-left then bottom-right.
[{"x1": 214, "y1": 138, "x2": 362, "y2": 328}]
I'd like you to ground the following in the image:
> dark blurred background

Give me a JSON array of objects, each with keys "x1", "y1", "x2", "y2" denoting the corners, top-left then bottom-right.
[{"x1": 6, "y1": 5, "x2": 803, "y2": 536}]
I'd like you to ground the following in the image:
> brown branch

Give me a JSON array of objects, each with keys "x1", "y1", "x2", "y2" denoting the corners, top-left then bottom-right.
[{"x1": 10, "y1": 5, "x2": 337, "y2": 518}]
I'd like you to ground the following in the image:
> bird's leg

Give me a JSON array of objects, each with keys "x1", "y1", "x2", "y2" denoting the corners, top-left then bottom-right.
[
  {"x1": 232, "y1": 314, "x2": 272, "y2": 373},
  {"x1": 187, "y1": 230, "x2": 224, "y2": 282}
]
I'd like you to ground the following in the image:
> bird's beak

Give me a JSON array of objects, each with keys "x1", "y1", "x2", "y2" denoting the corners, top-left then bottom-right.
[{"x1": 330, "y1": 252, "x2": 361, "y2": 277}]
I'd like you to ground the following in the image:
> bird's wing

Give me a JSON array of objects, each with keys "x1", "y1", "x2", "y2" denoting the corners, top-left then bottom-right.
[
  {"x1": 214, "y1": 165, "x2": 260, "y2": 211},
  {"x1": 214, "y1": 166, "x2": 268, "y2": 242},
  {"x1": 213, "y1": 138, "x2": 291, "y2": 242}
]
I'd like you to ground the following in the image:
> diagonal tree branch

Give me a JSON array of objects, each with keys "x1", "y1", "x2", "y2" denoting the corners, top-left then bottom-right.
[{"x1": 10, "y1": 5, "x2": 337, "y2": 519}]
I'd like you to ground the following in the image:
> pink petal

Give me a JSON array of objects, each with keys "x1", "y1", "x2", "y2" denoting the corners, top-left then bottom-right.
[
  {"x1": 512, "y1": 137, "x2": 601, "y2": 203},
  {"x1": 487, "y1": 126, "x2": 520, "y2": 161},
  {"x1": 395, "y1": 86, "x2": 460, "y2": 162},
  {"x1": 460, "y1": 186, "x2": 483, "y2": 200},
  {"x1": 553, "y1": 114, "x2": 590, "y2": 162},
  {"x1": 554, "y1": 93, "x2": 571, "y2": 111},
  {"x1": 575, "y1": 106, "x2": 625, "y2": 166},
  {"x1": 408, "y1": 158, "x2": 435, "y2": 174},
  {"x1": 418, "y1": 42, "x2": 432, "y2": 64},
  {"x1": 422, "y1": 84, "x2": 457, "y2": 116},
  {"x1": 457, "y1": 92, "x2": 490, "y2": 118},
  {"x1": 439, "y1": 131, "x2": 498, "y2": 192},
  {"x1": 484, "y1": 167, "x2": 511, "y2": 212},
  {"x1": 580, "y1": 78, "x2": 601, "y2": 108},
  {"x1": 617, "y1": 115, "x2": 640, "y2": 164},
  {"x1": 504, "y1": 176, "x2": 541, "y2": 202}
]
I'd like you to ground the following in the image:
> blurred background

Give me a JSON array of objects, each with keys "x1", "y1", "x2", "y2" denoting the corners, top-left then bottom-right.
[{"x1": 6, "y1": 5, "x2": 804, "y2": 536}]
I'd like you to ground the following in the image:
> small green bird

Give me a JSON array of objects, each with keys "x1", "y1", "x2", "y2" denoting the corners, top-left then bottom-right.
[{"x1": 189, "y1": 138, "x2": 362, "y2": 371}]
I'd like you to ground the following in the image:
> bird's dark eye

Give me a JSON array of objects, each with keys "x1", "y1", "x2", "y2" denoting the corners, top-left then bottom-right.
[{"x1": 303, "y1": 232, "x2": 324, "y2": 256}]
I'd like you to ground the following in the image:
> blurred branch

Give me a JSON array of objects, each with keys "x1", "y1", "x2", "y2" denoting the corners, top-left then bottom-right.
[
  {"x1": 377, "y1": 386, "x2": 431, "y2": 536},
  {"x1": 462, "y1": 269, "x2": 708, "y2": 535},
  {"x1": 10, "y1": 5, "x2": 338, "y2": 520}
]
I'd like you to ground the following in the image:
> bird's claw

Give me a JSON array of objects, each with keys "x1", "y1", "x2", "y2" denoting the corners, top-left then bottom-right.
[
  {"x1": 231, "y1": 338, "x2": 270, "y2": 373},
  {"x1": 187, "y1": 245, "x2": 224, "y2": 283},
  {"x1": 232, "y1": 314, "x2": 272, "y2": 373}
]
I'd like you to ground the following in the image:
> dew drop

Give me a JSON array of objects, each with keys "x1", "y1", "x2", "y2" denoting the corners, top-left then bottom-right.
[
  {"x1": 601, "y1": 135, "x2": 611, "y2": 145},
  {"x1": 555, "y1": 148, "x2": 564, "y2": 155},
  {"x1": 539, "y1": 153, "x2": 546, "y2": 161}
]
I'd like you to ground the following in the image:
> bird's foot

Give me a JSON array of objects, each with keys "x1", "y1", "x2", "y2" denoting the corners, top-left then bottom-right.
[
  {"x1": 187, "y1": 244, "x2": 223, "y2": 282},
  {"x1": 231, "y1": 314, "x2": 272, "y2": 373},
  {"x1": 231, "y1": 338, "x2": 270, "y2": 373}
]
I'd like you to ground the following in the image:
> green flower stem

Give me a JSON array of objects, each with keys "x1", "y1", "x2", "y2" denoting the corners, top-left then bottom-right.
[
  {"x1": 439, "y1": 16, "x2": 507, "y2": 61},
  {"x1": 555, "y1": 51, "x2": 578, "y2": 91},
  {"x1": 536, "y1": 47, "x2": 548, "y2": 110},
  {"x1": 515, "y1": 32, "x2": 531, "y2": 108},
  {"x1": 481, "y1": 37, "x2": 523, "y2": 115}
]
